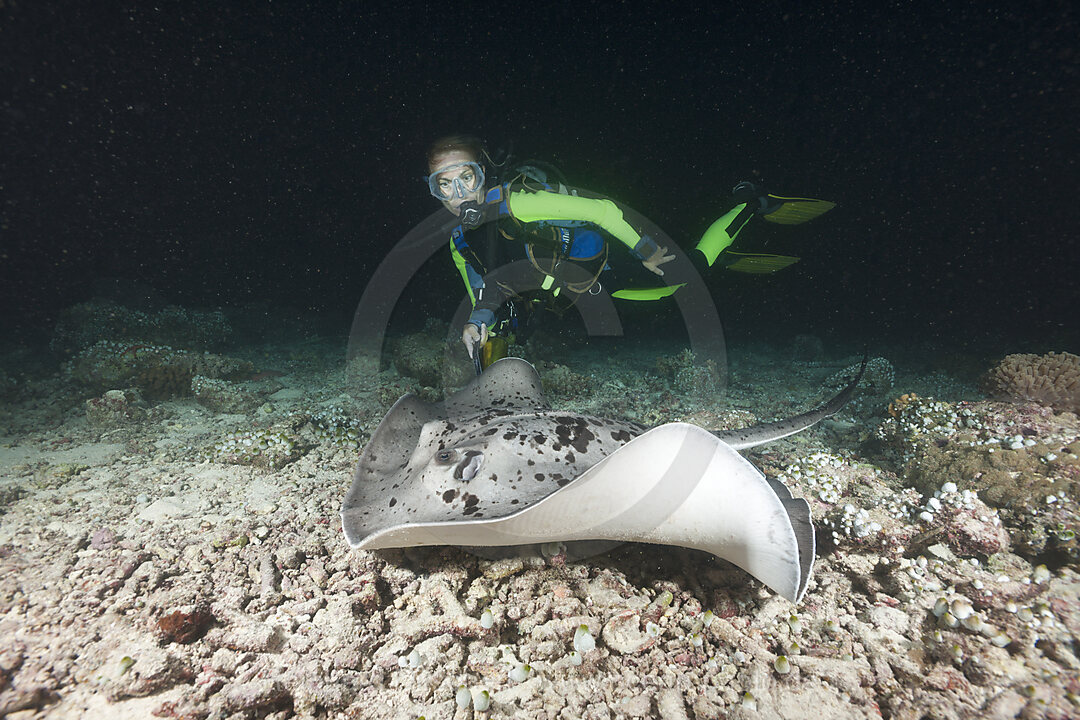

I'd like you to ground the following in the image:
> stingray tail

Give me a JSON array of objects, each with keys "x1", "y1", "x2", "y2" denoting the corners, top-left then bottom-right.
[{"x1": 713, "y1": 351, "x2": 868, "y2": 450}]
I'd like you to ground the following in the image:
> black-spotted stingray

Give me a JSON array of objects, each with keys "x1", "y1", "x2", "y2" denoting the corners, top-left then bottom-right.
[{"x1": 341, "y1": 356, "x2": 864, "y2": 603}]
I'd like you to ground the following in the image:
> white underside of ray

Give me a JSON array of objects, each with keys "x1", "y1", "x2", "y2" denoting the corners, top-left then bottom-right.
[{"x1": 352, "y1": 423, "x2": 805, "y2": 603}]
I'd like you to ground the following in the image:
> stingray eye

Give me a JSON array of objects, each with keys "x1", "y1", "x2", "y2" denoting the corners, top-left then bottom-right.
[{"x1": 435, "y1": 449, "x2": 456, "y2": 464}]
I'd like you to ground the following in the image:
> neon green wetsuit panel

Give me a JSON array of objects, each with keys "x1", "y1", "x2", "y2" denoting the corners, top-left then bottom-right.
[
  {"x1": 506, "y1": 190, "x2": 641, "y2": 250},
  {"x1": 450, "y1": 237, "x2": 478, "y2": 307}
]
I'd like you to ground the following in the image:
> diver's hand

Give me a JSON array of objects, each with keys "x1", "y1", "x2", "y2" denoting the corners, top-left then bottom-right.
[
  {"x1": 462, "y1": 322, "x2": 488, "y2": 359},
  {"x1": 641, "y1": 245, "x2": 676, "y2": 276}
]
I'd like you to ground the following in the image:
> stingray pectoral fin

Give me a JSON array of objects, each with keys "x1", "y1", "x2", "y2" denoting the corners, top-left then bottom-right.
[
  {"x1": 350, "y1": 424, "x2": 813, "y2": 603},
  {"x1": 551, "y1": 422, "x2": 810, "y2": 603},
  {"x1": 781, "y1": 497, "x2": 816, "y2": 602}
]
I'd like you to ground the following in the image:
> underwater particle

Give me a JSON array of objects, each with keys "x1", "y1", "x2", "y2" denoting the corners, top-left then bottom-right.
[
  {"x1": 645, "y1": 621, "x2": 661, "y2": 637},
  {"x1": 573, "y1": 624, "x2": 596, "y2": 653},
  {"x1": 701, "y1": 610, "x2": 715, "y2": 628},
  {"x1": 474, "y1": 689, "x2": 491, "y2": 711},
  {"x1": 690, "y1": 633, "x2": 704, "y2": 648},
  {"x1": 742, "y1": 692, "x2": 758, "y2": 710},
  {"x1": 823, "y1": 618, "x2": 839, "y2": 634},
  {"x1": 950, "y1": 644, "x2": 964, "y2": 662},
  {"x1": 119, "y1": 656, "x2": 135, "y2": 675},
  {"x1": 991, "y1": 632, "x2": 1011, "y2": 648},
  {"x1": 480, "y1": 608, "x2": 494, "y2": 629},
  {"x1": 1017, "y1": 607, "x2": 1035, "y2": 622},
  {"x1": 774, "y1": 655, "x2": 791, "y2": 675},
  {"x1": 568, "y1": 650, "x2": 583, "y2": 666},
  {"x1": 787, "y1": 614, "x2": 802, "y2": 633},
  {"x1": 407, "y1": 649, "x2": 421, "y2": 668},
  {"x1": 940, "y1": 612, "x2": 959, "y2": 629},
  {"x1": 455, "y1": 686, "x2": 471, "y2": 709},
  {"x1": 656, "y1": 590, "x2": 674, "y2": 607},
  {"x1": 509, "y1": 663, "x2": 532, "y2": 683}
]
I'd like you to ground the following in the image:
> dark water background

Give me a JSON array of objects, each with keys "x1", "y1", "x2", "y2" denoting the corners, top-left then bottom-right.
[{"x1": 4, "y1": 2, "x2": 1077, "y2": 361}]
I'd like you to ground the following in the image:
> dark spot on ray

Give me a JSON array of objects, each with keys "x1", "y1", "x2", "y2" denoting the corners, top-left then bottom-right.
[
  {"x1": 533, "y1": 434, "x2": 546, "y2": 444},
  {"x1": 510, "y1": 499, "x2": 519, "y2": 504},
  {"x1": 463, "y1": 493, "x2": 479, "y2": 507},
  {"x1": 556, "y1": 420, "x2": 596, "y2": 454},
  {"x1": 389, "y1": 497, "x2": 397, "y2": 507},
  {"x1": 557, "y1": 477, "x2": 571, "y2": 487},
  {"x1": 527, "y1": 459, "x2": 535, "y2": 466},
  {"x1": 483, "y1": 427, "x2": 499, "y2": 436},
  {"x1": 565, "y1": 452, "x2": 575, "y2": 463},
  {"x1": 552, "y1": 443, "x2": 562, "y2": 451},
  {"x1": 611, "y1": 429, "x2": 632, "y2": 442},
  {"x1": 491, "y1": 473, "x2": 498, "y2": 481},
  {"x1": 503, "y1": 431, "x2": 518, "y2": 440},
  {"x1": 463, "y1": 506, "x2": 479, "y2": 515},
  {"x1": 535, "y1": 473, "x2": 545, "y2": 481},
  {"x1": 442, "y1": 489, "x2": 458, "y2": 503}
]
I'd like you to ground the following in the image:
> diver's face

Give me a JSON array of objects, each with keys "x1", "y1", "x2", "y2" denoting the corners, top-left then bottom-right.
[{"x1": 429, "y1": 150, "x2": 485, "y2": 216}]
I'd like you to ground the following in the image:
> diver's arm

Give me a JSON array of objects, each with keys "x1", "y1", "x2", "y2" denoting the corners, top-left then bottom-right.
[
  {"x1": 506, "y1": 190, "x2": 642, "y2": 250},
  {"x1": 450, "y1": 239, "x2": 482, "y2": 307},
  {"x1": 468, "y1": 281, "x2": 505, "y2": 328},
  {"x1": 506, "y1": 189, "x2": 673, "y2": 274},
  {"x1": 450, "y1": 240, "x2": 502, "y2": 333}
]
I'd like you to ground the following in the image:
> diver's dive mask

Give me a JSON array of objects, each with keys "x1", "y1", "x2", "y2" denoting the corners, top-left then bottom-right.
[{"x1": 426, "y1": 161, "x2": 485, "y2": 200}]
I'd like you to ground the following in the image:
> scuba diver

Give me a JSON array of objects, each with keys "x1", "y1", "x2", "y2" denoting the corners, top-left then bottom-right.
[{"x1": 426, "y1": 135, "x2": 835, "y2": 369}]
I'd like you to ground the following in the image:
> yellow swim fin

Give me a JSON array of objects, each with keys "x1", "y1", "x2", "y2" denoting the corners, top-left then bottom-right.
[
  {"x1": 723, "y1": 252, "x2": 801, "y2": 274},
  {"x1": 759, "y1": 195, "x2": 836, "y2": 225}
]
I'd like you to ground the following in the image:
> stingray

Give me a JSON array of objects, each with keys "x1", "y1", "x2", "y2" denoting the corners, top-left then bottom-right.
[{"x1": 341, "y1": 356, "x2": 865, "y2": 603}]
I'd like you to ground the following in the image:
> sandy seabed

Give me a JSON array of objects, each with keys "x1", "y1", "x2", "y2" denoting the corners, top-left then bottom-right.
[{"x1": 0, "y1": 341, "x2": 1077, "y2": 720}]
